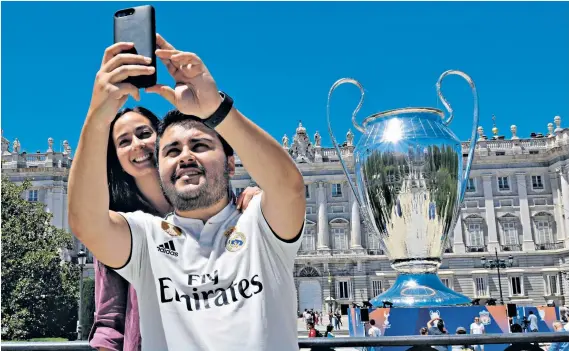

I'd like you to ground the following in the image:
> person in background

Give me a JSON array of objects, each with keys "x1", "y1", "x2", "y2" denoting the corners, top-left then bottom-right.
[
  {"x1": 549, "y1": 321, "x2": 569, "y2": 351},
  {"x1": 452, "y1": 327, "x2": 473, "y2": 351},
  {"x1": 527, "y1": 311, "x2": 539, "y2": 332},
  {"x1": 367, "y1": 319, "x2": 382, "y2": 351},
  {"x1": 325, "y1": 324, "x2": 335, "y2": 338},
  {"x1": 419, "y1": 327, "x2": 428, "y2": 335},
  {"x1": 427, "y1": 317, "x2": 449, "y2": 351},
  {"x1": 503, "y1": 324, "x2": 541, "y2": 351},
  {"x1": 469, "y1": 316, "x2": 485, "y2": 351}
]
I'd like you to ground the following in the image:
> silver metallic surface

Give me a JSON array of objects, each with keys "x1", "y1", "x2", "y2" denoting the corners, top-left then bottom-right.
[{"x1": 328, "y1": 70, "x2": 479, "y2": 274}]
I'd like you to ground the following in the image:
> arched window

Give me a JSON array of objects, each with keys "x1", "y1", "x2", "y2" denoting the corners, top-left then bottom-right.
[{"x1": 298, "y1": 266, "x2": 321, "y2": 277}]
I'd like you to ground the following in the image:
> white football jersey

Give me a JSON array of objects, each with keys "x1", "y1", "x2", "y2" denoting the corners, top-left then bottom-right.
[{"x1": 115, "y1": 194, "x2": 304, "y2": 350}]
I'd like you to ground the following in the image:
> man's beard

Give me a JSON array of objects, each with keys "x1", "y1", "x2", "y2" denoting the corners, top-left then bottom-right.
[{"x1": 161, "y1": 160, "x2": 230, "y2": 212}]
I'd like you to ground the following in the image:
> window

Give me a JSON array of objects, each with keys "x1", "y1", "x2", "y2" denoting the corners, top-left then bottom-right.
[
  {"x1": 535, "y1": 220, "x2": 553, "y2": 244},
  {"x1": 305, "y1": 184, "x2": 310, "y2": 198},
  {"x1": 466, "y1": 178, "x2": 476, "y2": 192},
  {"x1": 531, "y1": 176, "x2": 544, "y2": 190},
  {"x1": 499, "y1": 199, "x2": 514, "y2": 207},
  {"x1": 368, "y1": 234, "x2": 380, "y2": 250},
  {"x1": 468, "y1": 223, "x2": 484, "y2": 247},
  {"x1": 331, "y1": 206, "x2": 344, "y2": 213},
  {"x1": 301, "y1": 228, "x2": 315, "y2": 251},
  {"x1": 498, "y1": 177, "x2": 510, "y2": 191},
  {"x1": 502, "y1": 222, "x2": 518, "y2": 245},
  {"x1": 509, "y1": 276, "x2": 523, "y2": 296},
  {"x1": 336, "y1": 280, "x2": 352, "y2": 299},
  {"x1": 332, "y1": 184, "x2": 342, "y2": 197},
  {"x1": 545, "y1": 274, "x2": 560, "y2": 296},
  {"x1": 235, "y1": 188, "x2": 244, "y2": 197},
  {"x1": 474, "y1": 276, "x2": 488, "y2": 297},
  {"x1": 306, "y1": 207, "x2": 313, "y2": 214},
  {"x1": 372, "y1": 280, "x2": 383, "y2": 296},
  {"x1": 441, "y1": 278, "x2": 451, "y2": 289},
  {"x1": 28, "y1": 189, "x2": 38, "y2": 202},
  {"x1": 333, "y1": 228, "x2": 348, "y2": 250}
]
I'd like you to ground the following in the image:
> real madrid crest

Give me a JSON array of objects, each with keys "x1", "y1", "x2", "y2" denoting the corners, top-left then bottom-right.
[
  {"x1": 161, "y1": 221, "x2": 183, "y2": 237},
  {"x1": 225, "y1": 229, "x2": 246, "y2": 252}
]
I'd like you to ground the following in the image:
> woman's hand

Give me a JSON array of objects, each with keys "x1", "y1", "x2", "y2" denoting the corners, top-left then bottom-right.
[
  {"x1": 236, "y1": 186, "x2": 262, "y2": 211},
  {"x1": 87, "y1": 42, "x2": 155, "y2": 124}
]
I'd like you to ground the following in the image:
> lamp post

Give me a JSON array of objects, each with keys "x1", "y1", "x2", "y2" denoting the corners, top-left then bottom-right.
[
  {"x1": 76, "y1": 249, "x2": 87, "y2": 340},
  {"x1": 328, "y1": 271, "x2": 332, "y2": 314},
  {"x1": 480, "y1": 248, "x2": 513, "y2": 305}
]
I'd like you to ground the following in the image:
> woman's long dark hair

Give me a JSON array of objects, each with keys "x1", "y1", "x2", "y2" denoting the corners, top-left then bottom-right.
[{"x1": 107, "y1": 106, "x2": 162, "y2": 216}]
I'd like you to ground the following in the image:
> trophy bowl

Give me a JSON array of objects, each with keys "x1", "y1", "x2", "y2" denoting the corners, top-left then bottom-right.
[{"x1": 327, "y1": 70, "x2": 479, "y2": 307}]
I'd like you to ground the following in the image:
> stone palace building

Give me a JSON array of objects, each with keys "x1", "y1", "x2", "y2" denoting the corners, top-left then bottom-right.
[{"x1": 2, "y1": 115, "x2": 569, "y2": 315}]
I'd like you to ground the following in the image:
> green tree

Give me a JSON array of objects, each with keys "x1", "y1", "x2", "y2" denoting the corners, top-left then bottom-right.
[
  {"x1": 1, "y1": 177, "x2": 79, "y2": 340},
  {"x1": 80, "y1": 278, "x2": 96, "y2": 338}
]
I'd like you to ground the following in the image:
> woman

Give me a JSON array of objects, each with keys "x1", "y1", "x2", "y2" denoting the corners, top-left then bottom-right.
[{"x1": 88, "y1": 106, "x2": 261, "y2": 351}]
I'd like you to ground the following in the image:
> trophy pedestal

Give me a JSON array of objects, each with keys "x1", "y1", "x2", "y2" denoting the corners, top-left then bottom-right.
[{"x1": 369, "y1": 273, "x2": 471, "y2": 308}]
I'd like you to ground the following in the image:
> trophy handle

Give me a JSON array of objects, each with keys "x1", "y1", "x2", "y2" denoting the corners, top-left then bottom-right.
[
  {"x1": 436, "y1": 70, "x2": 480, "y2": 199},
  {"x1": 326, "y1": 78, "x2": 365, "y2": 206}
]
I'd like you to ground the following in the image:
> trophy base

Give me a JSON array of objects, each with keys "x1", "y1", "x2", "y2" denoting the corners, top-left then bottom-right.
[{"x1": 369, "y1": 272, "x2": 471, "y2": 308}]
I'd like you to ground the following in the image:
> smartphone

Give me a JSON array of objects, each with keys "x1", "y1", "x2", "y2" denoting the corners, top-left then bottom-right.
[{"x1": 113, "y1": 5, "x2": 157, "y2": 89}]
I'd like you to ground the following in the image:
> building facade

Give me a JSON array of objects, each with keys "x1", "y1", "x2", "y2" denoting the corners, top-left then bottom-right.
[{"x1": 2, "y1": 115, "x2": 569, "y2": 314}]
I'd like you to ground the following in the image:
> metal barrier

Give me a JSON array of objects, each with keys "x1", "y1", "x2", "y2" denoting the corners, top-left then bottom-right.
[{"x1": 1, "y1": 333, "x2": 568, "y2": 350}]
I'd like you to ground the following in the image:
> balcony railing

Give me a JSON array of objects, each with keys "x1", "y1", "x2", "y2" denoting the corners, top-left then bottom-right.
[
  {"x1": 535, "y1": 242, "x2": 565, "y2": 250},
  {"x1": 296, "y1": 248, "x2": 384, "y2": 257},
  {"x1": 501, "y1": 244, "x2": 523, "y2": 252},
  {"x1": 466, "y1": 245, "x2": 487, "y2": 252},
  {"x1": 2, "y1": 332, "x2": 568, "y2": 351}
]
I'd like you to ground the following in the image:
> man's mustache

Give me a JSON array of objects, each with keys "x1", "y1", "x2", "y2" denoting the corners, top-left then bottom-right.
[{"x1": 170, "y1": 163, "x2": 206, "y2": 183}]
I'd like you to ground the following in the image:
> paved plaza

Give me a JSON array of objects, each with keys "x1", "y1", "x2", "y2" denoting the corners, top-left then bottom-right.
[{"x1": 297, "y1": 316, "x2": 360, "y2": 351}]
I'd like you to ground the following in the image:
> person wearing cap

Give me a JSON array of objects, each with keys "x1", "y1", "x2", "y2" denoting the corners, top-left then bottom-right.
[{"x1": 452, "y1": 327, "x2": 473, "y2": 351}]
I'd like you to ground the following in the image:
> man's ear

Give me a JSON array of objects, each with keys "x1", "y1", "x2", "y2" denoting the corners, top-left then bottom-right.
[{"x1": 227, "y1": 155, "x2": 236, "y2": 177}]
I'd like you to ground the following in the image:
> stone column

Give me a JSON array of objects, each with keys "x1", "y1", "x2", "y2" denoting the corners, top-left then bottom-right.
[
  {"x1": 52, "y1": 182, "x2": 64, "y2": 229},
  {"x1": 453, "y1": 215, "x2": 466, "y2": 253},
  {"x1": 516, "y1": 173, "x2": 535, "y2": 251},
  {"x1": 560, "y1": 167, "x2": 569, "y2": 246},
  {"x1": 549, "y1": 171, "x2": 566, "y2": 243},
  {"x1": 349, "y1": 181, "x2": 362, "y2": 249},
  {"x1": 317, "y1": 181, "x2": 330, "y2": 250},
  {"x1": 482, "y1": 174, "x2": 499, "y2": 252}
]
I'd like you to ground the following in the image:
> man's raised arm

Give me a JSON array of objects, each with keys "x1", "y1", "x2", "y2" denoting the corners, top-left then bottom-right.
[
  {"x1": 216, "y1": 109, "x2": 306, "y2": 240},
  {"x1": 68, "y1": 42, "x2": 156, "y2": 268}
]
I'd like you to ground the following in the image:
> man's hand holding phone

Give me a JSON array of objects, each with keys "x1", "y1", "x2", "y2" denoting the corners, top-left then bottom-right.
[{"x1": 145, "y1": 34, "x2": 222, "y2": 119}]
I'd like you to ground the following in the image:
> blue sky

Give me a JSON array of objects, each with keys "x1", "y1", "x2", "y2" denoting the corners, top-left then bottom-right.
[{"x1": 2, "y1": 1, "x2": 568, "y2": 154}]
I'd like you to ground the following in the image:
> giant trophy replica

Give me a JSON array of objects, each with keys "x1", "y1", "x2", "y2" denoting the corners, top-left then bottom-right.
[{"x1": 327, "y1": 70, "x2": 479, "y2": 307}]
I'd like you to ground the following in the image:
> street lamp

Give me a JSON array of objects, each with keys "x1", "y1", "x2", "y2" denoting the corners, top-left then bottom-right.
[
  {"x1": 76, "y1": 249, "x2": 87, "y2": 340},
  {"x1": 480, "y1": 248, "x2": 513, "y2": 305},
  {"x1": 328, "y1": 271, "x2": 332, "y2": 313}
]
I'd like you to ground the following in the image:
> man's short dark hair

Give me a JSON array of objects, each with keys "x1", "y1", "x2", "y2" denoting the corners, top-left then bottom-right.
[
  {"x1": 370, "y1": 319, "x2": 376, "y2": 326},
  {"x1": 157, "y1": 109, "x2": 234, "y2": 157}
]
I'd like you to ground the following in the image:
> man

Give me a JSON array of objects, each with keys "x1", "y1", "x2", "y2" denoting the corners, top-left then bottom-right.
[
  {"x1": 427, "y1": 317, "x2": 449, "y2": 351},
  {"x1": 367, "y1": 319, "x2": 382, "y2": 351},
  {"x1": 452, "y1": 327, "x2": 473, "y2": 351},
  {"x1": 68, "y1": 34, "x2": 306, "y2": 350},
  {"x1": 527, "y1": 311, "x2": 539, "y2": 332},
  {"x1": 549, "y1": 321, "x2": 569, "y2": 351},
  {"x1": 469, "y1": 316, "x2": 485, "y2": 351}
]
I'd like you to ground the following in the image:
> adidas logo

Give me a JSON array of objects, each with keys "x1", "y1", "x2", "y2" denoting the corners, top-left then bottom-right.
[{"x1": 157, "y1": 240, "x2": 178, "y2": 257}]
